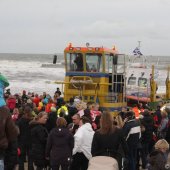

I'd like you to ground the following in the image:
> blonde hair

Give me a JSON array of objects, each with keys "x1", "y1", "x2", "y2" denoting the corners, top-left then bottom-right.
[
  {"x1": 99, "y1": 111, "x2": 115, "y2": 134},
  {"x1": 161, "y1": 110, "x2": 168, "y2": 118},
  {"x1": 56, "y1": 117, "x2": 67, "y2": 127},
  {"x1": 155, "y1": 139, "x2": 169, "y2": 150},
  {"x1": 34, "y1": 111, "x2": 48, "y2": 121},
  {"x1": 75, "y1": 101, "x2": 87, "y2": 110}
]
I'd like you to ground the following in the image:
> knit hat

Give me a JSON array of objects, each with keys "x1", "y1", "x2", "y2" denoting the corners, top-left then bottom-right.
[
  {"x1": 0, "y1": 73, "x2": 9, "y2": 107},
  {"x1": 51, "y1": 106, "x2": 56, "y2": 112}
]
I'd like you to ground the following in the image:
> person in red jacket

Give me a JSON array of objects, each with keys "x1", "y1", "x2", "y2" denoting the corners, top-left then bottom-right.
[
  {"x1": 33, "y1": 94, "x2": 40, "y2": 107},
  {"x1": 6, "y1": 95, "x2": 16, "y2": 113}
]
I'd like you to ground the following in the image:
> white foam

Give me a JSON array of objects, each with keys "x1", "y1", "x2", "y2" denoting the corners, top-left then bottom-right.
[{"x1": 0, "y1": 60, "x2": 65, "y2": 96}]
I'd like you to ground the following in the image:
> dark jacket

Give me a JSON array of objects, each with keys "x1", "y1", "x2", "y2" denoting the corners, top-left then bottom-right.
[
  {"x1": 91, "y1": 128, "x2": 128, "y2": 157},
  {"x1": 4, "y1": 140, "x2": 18, "y2": 170},
  {"x1": 16, "y1": 117, "x2": 32, "y2": 147},
  {"x1": 30, "y1": 122, "x2": 48, "y2": 167},
  {"x1": 148, "y1": 150, "x2": 168, "y2": 170},
  {"x1": 45, "y1": 111, "x2": 57, "y2": 132},
  {"x1": 46, "y1": 127, "x2": 74, "y2": 166},
  {"x1": 154, "y1": 109, "x2": 162, "y2": 129},
  {"x1": 140, "y1": 114, "x2": 154, "y2": 143},
  {"x1": 123, "y1": 118, "x2": 141, "y2": 147},
  {"x1": 0, "y1": 106, "x2": 18, "y2": 158},
  {"x1": 166, "y1": 121, "x2": 170, "y2": 143}
]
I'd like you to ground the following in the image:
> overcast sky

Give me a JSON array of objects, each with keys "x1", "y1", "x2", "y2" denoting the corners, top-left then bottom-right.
[{"x1": 0, "y1": 0, "x2": 170, "y2": 55}]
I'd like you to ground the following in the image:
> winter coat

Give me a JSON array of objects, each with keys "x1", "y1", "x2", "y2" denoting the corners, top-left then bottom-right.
[
  {"x1": 166, "y1": 121, "x2": 170, "y2": 143},
  {"x1": 30, "y1": 122, "x2": 48, "y2": 167},
  {"x1": 46, "y1": 127, "x2": 74, "y2": 166},
  {"x1": 148, "y1": 150, "x2": 168, "y2": 170},
  {"x1": 140, "y1": 114, "x2": 154, "y2": 143},
  {"x1": 45, "y1": 111, "x2": 57, "y2": 132},
  {"x1": 0, "y1": 106, "x2": 18, "y2": 158},
  {"x1": 4, "y1": 140, "x2": 18, "y2": 170},
  {"x1": 91, "y1": 128, "x2": 128, "y2": 157},
  {"x1": 73, "y1": 123, "x2": 94, "y2": 160},
  {"x1": 123, "y1": 118, "x2": 141, "y2": 147},
  {"x1": 16, "y1": 117, "x2": 32, "y2": 147},
  {"x1": 67, "y1": 105, "x2": 78, "y2": 124}
]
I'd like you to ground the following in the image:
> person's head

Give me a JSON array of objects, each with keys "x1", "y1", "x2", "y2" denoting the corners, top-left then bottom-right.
[
  {"x1": 125, "y1": 111, "x2": 135, "y2": 120},
  {"x1": 23, "y1": 90, "x2": 26, "y2": 95},
  {"x1": 155, "y1": 139, "x2": 169, "y2": 153},
  {"x1": 51, "y1": 106, "x2": 56, "y2": 112},
  {"x1": 55, "y1": 91, "x2": 60, "y2": 97},
  {"x1": 69, "y1": 97, "x2": 74, "y2": 104},
  {"x1": 121, "y1": 107, "x2": 127, "y2": 112},
  {"x1": 13, "y1": 108, "x2": 19, "y2": 115},
  {"x1": 34, "y1": 111, "x2": 48, "y2": 124},
  {"x1": 157, "y1": 105, "x2": 161, "y2": 110},
  {"x1": 161, "y1": 110, "x2": 168, "y2": 118},
  {"x1": 142, "y1": 109, "x2": 150, "y2": 116},
  {"x1": 75, "y1": 101, "x2": 87, "y2": 111},
  {"x1": 23, "y1": 106, "x2": 33, "y2": 119},
  {"x1": 6, "y1": 89, "x2": 10, "y2": 92},
  {"x1": 99, "y1": 111, "x2": 115, "y2": 134},
  {"x1": 56, "y1": 117, "x2": 67, "y2": 128},
  {"x1": 79, "y1": 116, "x2": 91, "y2": 127},
  {"x1": 72, "y1": 114, "x2": 80, "y2": 125},
  {"x1": 35, "y1": 93, "x2": 39, "y2": 97}
]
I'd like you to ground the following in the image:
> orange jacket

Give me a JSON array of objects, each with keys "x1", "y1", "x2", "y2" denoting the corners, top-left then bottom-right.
[{"x1": 132, "y1": 107, "x2": 140, "y2": 119}]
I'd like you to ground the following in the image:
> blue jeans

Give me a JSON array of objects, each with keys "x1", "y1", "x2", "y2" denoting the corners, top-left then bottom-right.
[
  {"x1": 128, "y1": 145, "x2": 138, "y2": 170},
  {"x1": 0, "y1": 159, "x2": 4, "y2": 170}
]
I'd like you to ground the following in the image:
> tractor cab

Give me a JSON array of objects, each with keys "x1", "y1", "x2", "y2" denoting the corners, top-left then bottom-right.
[{"x1": 62, "y1": 43, "x2": 127, "y2": 115}]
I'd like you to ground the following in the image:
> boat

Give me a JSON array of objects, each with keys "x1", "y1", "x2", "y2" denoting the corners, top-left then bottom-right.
[
  {"x1": 41, "y1": 54, "x2": 64, "y2": 68},
  {"x1": 125, "y1": 43, "x2": 162, "y2": 104},
  {"x1": 54, "y1": 43, "x2": 127, "y2": 115},
  {"x1": 52, "y1": 42, "x2": 170, "y2": 111}
]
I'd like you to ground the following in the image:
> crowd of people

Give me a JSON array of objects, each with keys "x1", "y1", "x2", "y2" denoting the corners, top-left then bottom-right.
[{"x1": 1, "y1": 74, "x2": 170, "y2": 170}]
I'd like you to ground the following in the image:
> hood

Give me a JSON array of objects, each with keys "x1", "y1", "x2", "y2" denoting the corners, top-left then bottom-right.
[
  {"x1": 0, "y1": 82, "x2": 6, "y2": 107},
  {"x1": 52, "y1": 127, "x2": 68, "y2": 137},
  {"x1": 149, "y1": 150, "x2": 164, "y2": 165},
  {"x1": 29, "y1": 120, "x2": 42, "y2": 128},
  {"x1": 0, "y1": 74, "x2": 9, "y2": 107},
  {"x1": 81, "y1": 123, "x2": 94, "y2": 132},
  {"x1": 142, "y1": 115, "x2": 153, "y2": 125}
]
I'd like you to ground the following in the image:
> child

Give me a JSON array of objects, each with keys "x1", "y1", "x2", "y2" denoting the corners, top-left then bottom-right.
[{"x1": 148, "y1": 139, "x2": 170, "y2": 170}]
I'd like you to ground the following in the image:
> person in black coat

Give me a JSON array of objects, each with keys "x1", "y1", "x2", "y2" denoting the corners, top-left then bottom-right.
[
  {"x1": 91, "y1": 111, "x2": 128, "y2": 169},
  {"x1": 46, "y1": 117, "x2": 74, "y2": 170},
  {"x1": 123, "y1": 111, "x2": 141, "y2": 170},
  {"x1": 30, "y1": 112, "x2": 48, "y2": 170},
  {"x1": 45, "y1": 107, "x2": 57, "y2": 133},
  {"x1": 137, "y1": 110, "x2": 154, "y2": 169},
  {"x1": 74, "y1": 54, "x2": 83, "y2": 71},
  {"x1": 4, "y1": 140, "x2": 18, "y2": 170},
  {"x1": 16, "y1": 106, "x2": 34, "y2": 170}
]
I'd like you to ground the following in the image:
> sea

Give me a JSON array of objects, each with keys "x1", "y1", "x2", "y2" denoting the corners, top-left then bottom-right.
[
  {"x1": 0, "y1": 53, "x2": 170, "y2": 97},
  {"x1": 0, "y1": 53, "x2": 65, "y2": 96}
]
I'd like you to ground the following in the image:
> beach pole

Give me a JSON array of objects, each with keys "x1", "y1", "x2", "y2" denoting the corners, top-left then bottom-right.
[
  {"x1": 166, "y1": 66, "x2": 170, "y2": 100},
  {"x1": 150, "y1": 65, "x2": 156, "y2": 102}
]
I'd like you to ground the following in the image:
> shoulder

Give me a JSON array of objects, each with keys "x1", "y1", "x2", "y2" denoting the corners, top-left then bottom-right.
[
  {"x1": 0, "y1": 106, "x2": 10, "y2": 117},
  {"x1": 93, "y1": 130, "x2": 102, "y2": 138}
]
